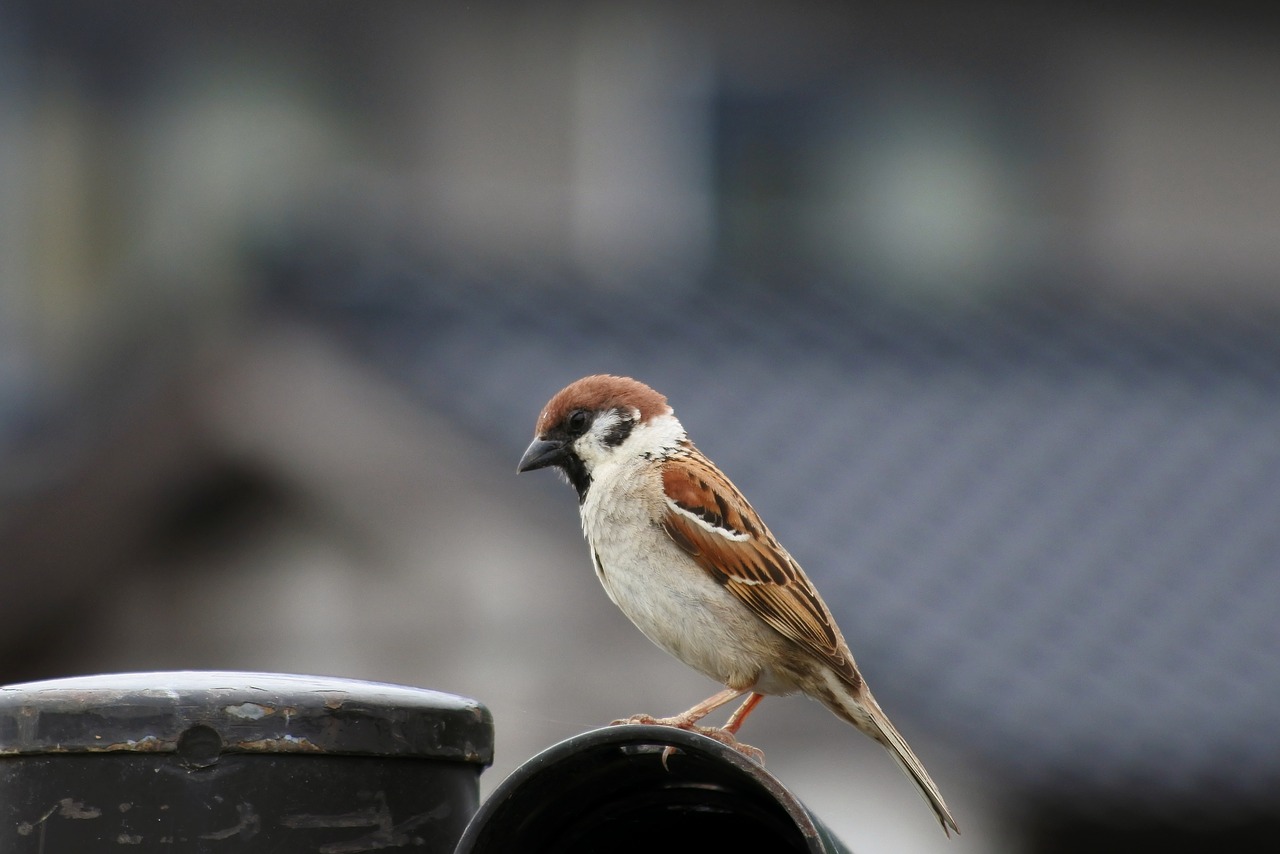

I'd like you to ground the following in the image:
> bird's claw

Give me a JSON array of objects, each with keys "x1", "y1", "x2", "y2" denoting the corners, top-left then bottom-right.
[
  {"x1": 610, "y1": 714, "x2": 765, "y2": 765},
  {"x1": 660, "y1": 744, "x2": 680, "y2": 771},
  {"x1": 610, "y1": 713, "x2": 668, "y2": 727},
  {"x1": 724, "y1": 738, "x2": 765, "y2": 764}
]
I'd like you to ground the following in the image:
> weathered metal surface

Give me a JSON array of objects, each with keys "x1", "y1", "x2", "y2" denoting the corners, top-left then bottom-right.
[
  {"x1": 0, "y1": 670, "x2": 493, "y2": 764},
  {"x1": 3, "y1": 753, "x2": 480, "y2": 851},
  {"x1": 0, "y1": 671, "x2": 493, "y2": 852}
]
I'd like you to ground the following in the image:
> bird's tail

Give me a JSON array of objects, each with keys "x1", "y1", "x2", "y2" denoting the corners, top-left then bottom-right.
[{"x1": 819, "y1": 675, "x2": 960, "y2": 837}]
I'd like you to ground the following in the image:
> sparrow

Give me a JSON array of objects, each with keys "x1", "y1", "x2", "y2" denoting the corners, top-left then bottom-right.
[{"x1": 517, "y1": 374, "x2": 959, "y2": 836}]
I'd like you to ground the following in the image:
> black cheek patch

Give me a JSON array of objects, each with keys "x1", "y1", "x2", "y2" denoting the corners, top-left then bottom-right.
[{"x1": 601, "y1": 414, "x2": 635, "y2": 447}]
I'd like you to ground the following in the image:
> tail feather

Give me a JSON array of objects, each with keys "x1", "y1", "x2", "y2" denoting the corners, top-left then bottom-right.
[
  {"x1": 819, "y1": 674, "x2": 960, "y2": 836},
  {"x1": 866, "y1": 695, "x2": 960, "y2": 837}
]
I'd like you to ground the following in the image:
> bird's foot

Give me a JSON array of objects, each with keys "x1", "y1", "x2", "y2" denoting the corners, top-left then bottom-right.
[
  {"x1": 722, "y1": 737, "x2": 765, "y2": 764},
  {"x1": 610, "y1": 714, "x2": 765, "y2": 765}
]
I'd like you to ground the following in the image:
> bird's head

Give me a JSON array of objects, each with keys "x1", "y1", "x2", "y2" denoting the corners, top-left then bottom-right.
[{"x1": 517, "y1": 374, "x2": 680, "y2": 501}]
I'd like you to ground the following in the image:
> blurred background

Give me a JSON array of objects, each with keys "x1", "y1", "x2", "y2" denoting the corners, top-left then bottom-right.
[{"x1": 2, "y1": 2, "x2": 1279, "y2": 851}]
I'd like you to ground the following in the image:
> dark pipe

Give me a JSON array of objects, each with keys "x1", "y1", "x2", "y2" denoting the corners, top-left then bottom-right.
[{"x1": 457, "y1": 724, "x2": 853, "y2": 853}]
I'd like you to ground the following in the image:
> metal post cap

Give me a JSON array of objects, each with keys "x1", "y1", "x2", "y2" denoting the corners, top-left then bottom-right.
[
  {"x1": 0, "y1": 670, "x2": 492, "y2": 763},
  {"x1": 0, "y1": 671, "x2": 493, "y2": 852}
]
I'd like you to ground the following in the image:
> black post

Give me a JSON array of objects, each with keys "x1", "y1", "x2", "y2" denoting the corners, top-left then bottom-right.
[{"x1": 0, "y1": 671, "x2": 492, "y2": 852}]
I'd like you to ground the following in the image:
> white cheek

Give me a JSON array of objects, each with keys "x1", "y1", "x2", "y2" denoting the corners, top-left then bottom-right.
[
  {"x1": 572, "y1": 410, "x2": 626, "y2": 471},
  {"x1": 572, "y1": 435, "x2": 607, "y2": 471},
  {"x1": 627, "y1": 413, "x2": 685, "y2": 455}
]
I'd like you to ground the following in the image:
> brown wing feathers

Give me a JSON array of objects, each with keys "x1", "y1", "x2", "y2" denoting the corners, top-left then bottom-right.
[{"x1": 661, "y1": 450, "x2": 861, "y2": 689}]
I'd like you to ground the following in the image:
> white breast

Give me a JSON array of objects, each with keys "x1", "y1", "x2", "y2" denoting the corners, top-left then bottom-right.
[{"x1": 579, "y1": 454, "x2": 796, "y2": 694}]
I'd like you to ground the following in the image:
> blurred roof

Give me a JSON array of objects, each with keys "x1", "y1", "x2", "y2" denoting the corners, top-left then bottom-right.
[
  {"x1": 3, "y1": 1, "x2": 1279, "y2": 834},
  {"x1": 264, "y1": 245, "x2": 1280, "y2": 819}
]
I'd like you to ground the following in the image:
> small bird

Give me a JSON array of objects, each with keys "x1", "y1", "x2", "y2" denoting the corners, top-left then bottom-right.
[{"x1": 518, "y1": 374, "x2": 959, "y2": 836}]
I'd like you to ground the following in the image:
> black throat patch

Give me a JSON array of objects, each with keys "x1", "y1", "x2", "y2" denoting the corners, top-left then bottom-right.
[{"x1": 561, "y1": 455, "x2": 592, "y2": 504}]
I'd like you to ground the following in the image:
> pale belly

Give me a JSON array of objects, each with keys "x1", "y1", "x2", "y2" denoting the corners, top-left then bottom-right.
[{"x1": 582, "y1": 511, "x2": 799, "y2": 695}]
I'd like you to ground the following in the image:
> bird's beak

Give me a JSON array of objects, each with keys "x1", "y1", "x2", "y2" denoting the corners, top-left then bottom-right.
[{"x1": 517, "y1": 437, "x2": 567, "y2": 473}]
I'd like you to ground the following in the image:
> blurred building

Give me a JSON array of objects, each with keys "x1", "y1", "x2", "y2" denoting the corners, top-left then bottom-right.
[{"x1": 2, "y1": 3, "x2": 1279, "y2": 852}]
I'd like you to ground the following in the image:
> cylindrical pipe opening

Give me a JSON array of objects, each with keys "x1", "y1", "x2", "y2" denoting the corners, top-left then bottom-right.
[{"x1": 458, "y1": 725, "x2": 851, "y2": 853}]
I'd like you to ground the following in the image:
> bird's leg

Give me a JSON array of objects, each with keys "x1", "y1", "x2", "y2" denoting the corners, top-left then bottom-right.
[
  {"x1": 723, "y1": 691, "x2": 764, "y2": 734},
  {"x1": 614, "y1": 687, "x2": 747, "y2": 729},
  {"x1": 714, "y1": 692, "x2": 766, "y2": 763},
  {"x1": 613, "y1": 688, "x2": 766, "y2": 765}
]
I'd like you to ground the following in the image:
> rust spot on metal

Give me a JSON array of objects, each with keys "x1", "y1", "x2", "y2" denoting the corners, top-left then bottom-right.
[
  {"x1": 101, "y1": 736, "x2": 169, "y2": 753},
  {"x1": 5, "y1": 735, "x2": 176, "y2": 756},
  {"x1": 223, "y1": 702, "x2": 275, "y2": 720},
  {"x1": 3, "y1": 733, "x2": 329, "y2": 756},
  {"x1": 232, "y1": 735, "x2": 324, "y2": 753},
  {"x1": 57, "y1": 797, "x2": 102, "y2": 820}
]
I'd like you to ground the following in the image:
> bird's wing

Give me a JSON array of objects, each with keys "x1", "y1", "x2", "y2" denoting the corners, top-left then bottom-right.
[{"x1": 660, "y1": 449, "x2": 861, "y2": 688}]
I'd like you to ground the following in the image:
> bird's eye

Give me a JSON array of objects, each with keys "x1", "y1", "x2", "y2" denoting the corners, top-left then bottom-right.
[{"x1": 567, "y1": 409, "x2": 589, "y2": 436}]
